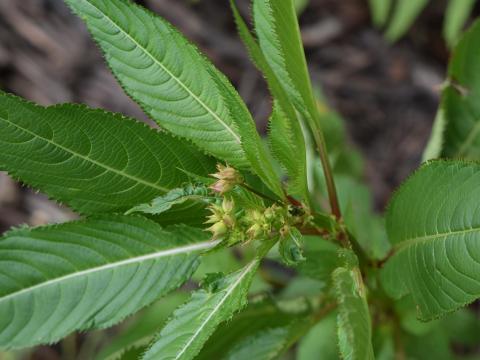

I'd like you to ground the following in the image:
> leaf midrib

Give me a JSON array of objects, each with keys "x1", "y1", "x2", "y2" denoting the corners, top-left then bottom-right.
[
  {"x1": 394, "y1": 225, "x2": 480, "y2": 253},
  {"x1": 0, "y1": 240, "x2": 219, "y2": 304},
  {"x1": 82, "y1": 0, "x2": 242, "y2": 145},
  {"x1": 0, "y1": 113, "x2": 169, "y2": 193},
  {"x1": 174, "y1": 259, "x2": 257, "y2": 360}
]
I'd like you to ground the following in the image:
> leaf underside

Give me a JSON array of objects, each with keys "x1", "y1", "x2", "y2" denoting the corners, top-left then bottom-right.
[{"x1": 0, "y1": 215, "x2": 214, "y2": 350}]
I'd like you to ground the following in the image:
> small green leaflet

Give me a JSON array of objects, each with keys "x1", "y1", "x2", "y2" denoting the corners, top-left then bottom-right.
[
  {"x1": 333, "y1": 258, "x2": 374, "y2": 360},
  {"x1": 0, "y1": 215, "x2": 217, "y2": 350},
  {"x1": 440, "y1": 20, "x2": 480, "y2": 159},
  {"x1": 65, "y1": 0, "x2": 284, "y2": 198},
  {"x1": 143, "y1": 260, "x2": 260, "y2": 360},
  {"x1": 0, "y1": 91, "x2": 214, "y2": 215},
  {"x1": 127, "y1": 184, "x2": 212, "y2": 215},
  {"x1": 381, "y1": 160, "x2": 480, "y2": 320}
]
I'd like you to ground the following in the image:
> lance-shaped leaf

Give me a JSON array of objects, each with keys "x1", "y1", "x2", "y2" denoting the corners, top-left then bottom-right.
[
  {"x1": 0, "y1": 215, "x2": 217, "y2": 350},
  {"x1": 143, "y1": 260, "x2": 260, "y2": 360},
  {"x1": 0, "y1": 92, "x2": 214, "y2": 215},
  {"x1": 440, "y1": 20, "x2": 480, "y2": 159},
  {"x1": 333, "y1": 264, "x2": 374, "y2": 360},
  {"x1": 381, "y1": 161, "x2": 480, "y2": 320},
  {"x1": 64, "y1": 0, "x2": 283, "y2": 198},
  {"x1": 253, "y1": 0, "x2": 317, "y2": 123},
  {"x1": 230, "y1": 1, "x2": 308, "y2": 199}
]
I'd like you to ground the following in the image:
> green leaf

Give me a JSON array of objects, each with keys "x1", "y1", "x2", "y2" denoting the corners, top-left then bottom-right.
[
  {"x1": 268, "y1": 103, "x2": 308, "y2": 198},
  {"x1": 64, "y1": 0, "x2": 283, "y2": 198},
  {"x1": 96, "y1": 292, "x2": 189, "y2": 360},
  {"x1": 126, "y1": 184, "x2": 212, "y2": 216},
  {"x1": 296, "y1": 236, "x2": 339, "y2": 282},
  {"x1": 385, "y1": 0, "x2": 429, "y2": 41},
  {"x1": 444, "y1": 0, "x2": 476, "y2": 47},
  {"x1": 337, "y1": 176, "x2": 391, "y2": 260},
  {"x1": 368, "y1": 0, "x2": 392, "y2": 27},
  {"x1": 333, "y1": 253, "x2": 374, "y2": 360},
  {"x1": 381, "y1": 160, "x2": 480, "y2": 320},
  {"x1": 142, "y1": 259, "x2": 260, "y2": 360},
  {"x1": 440, "y1": 20, "x2": 480, "y2": 159},
  {"x1": 0, "y1": 91, "x2": 214, "y2": 215},
  {"x1": 297, "y1": 312, "x2": 339, "y2": 360},
  {"x1": 253, "y1": 0, "x2": 318, "y2": 123},
  {"x1": 230, "y1": 2, "x2": 308, "y2": 200},
  {"x1": 0, "y1": 215, "x2": 216, "y2": 350},
  {"x1": 200, "y1": 297, "x2": 314, "y2": 360}
]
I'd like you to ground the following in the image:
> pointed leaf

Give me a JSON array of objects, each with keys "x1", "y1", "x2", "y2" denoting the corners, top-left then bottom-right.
[
  {"x1": 381, "y1": 160, "x2": 480, "y2": 320},
  {"x1": 268, "y1": 103, "x2": 308, "y2": 197},
  {"x1": 230, "y1": 2, "x2": 308, "y2": 199},
  {"x1": 253, "y1": 0, "x2": 318, "y2": 122},
  {"x1": 0, "y1": 92, "x2": 214, "y2": 215},
  {"x1": 143, "y1": 260, "x2": 260, "y2": 360},
  {"x1": 0, "y1": 215, "x2": 216, "y2": 350},
  {"x1": 440, "y1": 20, "x2": 480, "y2": 159},
  {"x1": 333, "y1": 263, "x2": 374, "y2": 360},
  {"x1": 64, "y1": 0, "x2": 283, "y2": 197}
]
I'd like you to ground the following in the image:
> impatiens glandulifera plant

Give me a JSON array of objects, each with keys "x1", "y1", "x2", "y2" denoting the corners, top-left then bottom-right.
[{"x1": 0, "y1": 0, "x2": 480, "y2": 359}]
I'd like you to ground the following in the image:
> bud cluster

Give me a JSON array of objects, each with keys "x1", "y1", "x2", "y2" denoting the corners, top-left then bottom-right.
[{"x1": 206, "y1": 197, "x2": 310, "y2": 246}]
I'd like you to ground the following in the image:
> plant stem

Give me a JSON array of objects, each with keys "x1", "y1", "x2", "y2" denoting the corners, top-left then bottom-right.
[
  {"x1": 312, "y1": 301, "x2": 337, "y2": 322},
  {"x1": 310, "y1": 123, "x2": 341, "y2": 219}
]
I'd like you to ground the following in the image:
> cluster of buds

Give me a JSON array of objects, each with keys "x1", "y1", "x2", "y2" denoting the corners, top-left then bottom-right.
[
  {"x1": 244, "y1": 204, "x2": 288, "y2": 241},
  {"x1": 205, "y1": 198, "x2": 235, "y2": 239},
  {"x1": 209, "y1": 164, "x2": 243, "y2": 194}
]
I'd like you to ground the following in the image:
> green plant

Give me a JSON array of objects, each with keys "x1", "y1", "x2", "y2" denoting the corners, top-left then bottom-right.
[
  {"x1": 369, "y1": 0, "x2": 477, "y2": 46},
  {"x1": 0, "y1": 0, "x2": 479, "y2": 359}
]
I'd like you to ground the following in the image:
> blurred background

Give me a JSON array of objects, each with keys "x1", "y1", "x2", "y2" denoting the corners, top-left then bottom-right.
[{"x1": 0, "y1": 0, "x2": 477, "y2": 358}]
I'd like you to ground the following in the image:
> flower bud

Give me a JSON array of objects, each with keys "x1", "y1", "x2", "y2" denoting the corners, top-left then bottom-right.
[
  {"x1": 209, "y1": 164, "x2": 243, "y2": 194},
  {"x1": 247, "y1": 223, "x2": 263, "y2": 239},
  {"x1": 207, "y1": 221, "x2": 228, "y2": 239}
]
